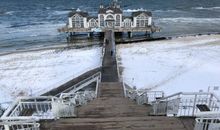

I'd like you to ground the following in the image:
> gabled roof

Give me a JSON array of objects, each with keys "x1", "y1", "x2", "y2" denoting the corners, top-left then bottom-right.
[
  {"x1": 98, "y1": 6, "x2": 122, "y2": 14},
  {"x1": 87, "y1": 16, "x2": 98, "y2": 21},
  {"x1": 132, "y1": 11, "x2": 152, "y2": 17},
  {"x1": 68, "y1": 11, "x2": 89, "y2": 17}
]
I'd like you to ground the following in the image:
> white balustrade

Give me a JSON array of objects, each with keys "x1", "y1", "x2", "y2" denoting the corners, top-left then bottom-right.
[
  {"x1": 123, "y1": 82, "x2": 164, "y2": 104},
  {"x1": 194, "y1": 112, "x2": 220, "y2": 130},
  {"x1": 0, "y1": 119, "x2": 40, "y2": 130},
  {"x1": 152, "y1": 92, "x2": 220, "y2": 117}
]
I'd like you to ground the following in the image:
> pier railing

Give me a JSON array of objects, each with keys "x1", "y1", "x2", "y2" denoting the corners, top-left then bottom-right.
[
  {"x1": 152, "y1": 92, "x2": 220, "y2": 117},
  {"x1": 55, "y1": 72, "x2": 101, "y2": 96},
  {"x1": 1, "y1": 96, "x2": 56, "y2": 120},
  {"x1": 0, "y1": 119, "x2": 40, "y2": 130},
  {"x1": 123, "y1": 82, "x2": 164, "y2": 104},
  {"x1": 194, "y1": 112, "x2": 220, "y2": 130}
]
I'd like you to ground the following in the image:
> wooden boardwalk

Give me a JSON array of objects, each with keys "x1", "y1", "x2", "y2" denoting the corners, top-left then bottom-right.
[
  {"x1": 101, "y1": 30, "x2": 118, "y2": 82},
  {"x1": 40, "y1": 30, "x2": 195, "y2": 130}
]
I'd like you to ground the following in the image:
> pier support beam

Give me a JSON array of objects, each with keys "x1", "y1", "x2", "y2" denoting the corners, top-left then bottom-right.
[
  {"x1": 99, "y1": 32, "x2": 105, "y2": 38},
  {"x1": 88, "y1": 32, "x2": 94, "y2": 38},
  {"x1": 128, "y1": 32, "x2": 132, "y2": 38},
  {"x1": 145, "y1": 31, "x2": 151, "y2": 38}
]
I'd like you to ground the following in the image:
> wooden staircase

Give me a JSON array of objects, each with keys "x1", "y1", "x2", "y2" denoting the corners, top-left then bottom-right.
[
  {"x1": 41, "y1": 82, "x2": 194, "y2": 130},
  {"x1": 77, "y1": 82, "x2": 151, "y2": 118},
  {"x1": 40, "y1": 30, "x2": 194, "y2": 130}
]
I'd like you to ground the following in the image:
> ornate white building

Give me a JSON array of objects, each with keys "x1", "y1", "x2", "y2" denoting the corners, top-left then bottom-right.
[
  {"x1": 59, "y1": 0, "x2": 159, "y2": 37},
  {"x1": 68, "y1": 1, "x2": 152, "y2": 29}
]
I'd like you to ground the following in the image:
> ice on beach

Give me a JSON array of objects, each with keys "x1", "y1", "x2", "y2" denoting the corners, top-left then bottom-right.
[
  {"x1": 117, "y1": 35, "x2": 220, "y2": 97},
  {"x1": 0, "y1": 47, "x2": 102, "y2": 103}
]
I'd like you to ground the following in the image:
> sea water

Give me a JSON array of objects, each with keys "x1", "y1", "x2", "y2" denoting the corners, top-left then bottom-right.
[{"x1": 0, "y1": 0, "x2": 220, "y2": 53}]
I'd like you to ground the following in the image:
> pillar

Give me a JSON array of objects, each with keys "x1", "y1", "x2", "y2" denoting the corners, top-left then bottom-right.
[
  {"x1": 146, "y1": 31, "x2": 151, "y2": 38},
  {"x1": 128, "y1": 32, "x2": 132, "y2": 38},
  {"x1": 88, "y1": 32, "x2": 93, "y2": 38}
]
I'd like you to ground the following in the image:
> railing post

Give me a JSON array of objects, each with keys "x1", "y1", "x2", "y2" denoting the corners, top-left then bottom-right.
[
  {"x1": 208, "y1": 93, "x2": 213, "y2": 108},
  {"x1": 95, "y1": 78, "x2": 99, "y2": 98},
  {"x1": 192, "y1": 94, "x2": 197, "y2": 116}
]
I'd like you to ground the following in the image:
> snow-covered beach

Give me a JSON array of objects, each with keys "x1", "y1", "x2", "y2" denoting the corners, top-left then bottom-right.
[
  {"x1": 117, "y1": 34, "x2": 220, "y2": 97},
  {"x1": 0, "y1": 47, "x2": 102, "y2": 104},
  {"x1": 1, "y1": 34, "x2": 220, "y2": 106}
]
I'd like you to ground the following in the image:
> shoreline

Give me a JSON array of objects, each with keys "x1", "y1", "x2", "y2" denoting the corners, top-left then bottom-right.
[
  {"x1": 0, "y1": 32, "x2": 219, "y2": 56},
  {"x1": 0, "y1": 43, "x2": 101, "y2": 57}
]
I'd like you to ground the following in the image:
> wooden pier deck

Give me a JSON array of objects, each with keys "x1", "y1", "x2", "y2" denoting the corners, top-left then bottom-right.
[
  {"x1": 58, "y1": 26, "x2": 160, "y2": 33},
  {"x1": 40, "y1": 30, "x2": 195, "y2": 130}
]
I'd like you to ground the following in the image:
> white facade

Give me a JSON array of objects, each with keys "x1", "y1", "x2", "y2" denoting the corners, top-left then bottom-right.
[{"x1": 67, "y1": 3, "x2": 153, "y2": 30}]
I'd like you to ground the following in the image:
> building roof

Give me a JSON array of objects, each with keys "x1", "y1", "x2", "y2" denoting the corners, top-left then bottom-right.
[
  {"x1": 98, "y1": 6, "x2": 123, "y2": 14},
  {"x1": 87, "y1": 16, "x2": 98, "y2": 21},
  {"x1": 132, "y1": 11, "x2": 152, "y2": 17},
  {"x1": 123, "y1": 16, "x2": 133, "y2": 20},
  {"x1": 68, "y1": 11, "x2": 89, "y2": 17}
]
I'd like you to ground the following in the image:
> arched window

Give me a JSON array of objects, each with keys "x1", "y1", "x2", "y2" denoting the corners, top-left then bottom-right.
[
  {"x1": 124, "y1": 19, "x2": 131, "y2": 28},
  {"x1": 116, "y1": 15, "x2": 120, "y2": 26},
  {"x1": 100, "y1": 15, "x2": 104, "y2": 27},
  {"x1": 106, "y1": 15, "x2": 114, "y2": 20},
  {"x1": 72, "y1": 14, "x2": 84, "y2": 28},
  {"x1": 136, "y1": 14, "x2": 148, "y2": 27}
]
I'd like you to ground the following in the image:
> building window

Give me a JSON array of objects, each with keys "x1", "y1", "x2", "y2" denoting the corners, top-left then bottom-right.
[
  {"x1": 124, "y1": 19, "x2": 131, "y2": 28},
  {"x1": 116, "y1": 15, "x2": 120, "y2": 26},
  {"x1": 72, "y1": 15, "x2": 84, "y2": 28},
  {"x1": 89, "y1": 19, "x2": 97, "y2": 28},
  {"x1": 106, "y1": 15, "x2": 114, "y2": 20},
  {"x1": 100, "y1": 15, "x2": 104, "y2": 27},
  {"x1": 136, "y1": 14, "x2": 148, "y2": 27}
]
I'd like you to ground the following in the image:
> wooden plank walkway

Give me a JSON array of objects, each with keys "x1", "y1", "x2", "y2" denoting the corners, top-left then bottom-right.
[
  {"x1": 40, "y1": 30, "x2": 195, "y2": 130},
  {"x1": 101, "y1": 30, "x2": 118, "y2": 82}
]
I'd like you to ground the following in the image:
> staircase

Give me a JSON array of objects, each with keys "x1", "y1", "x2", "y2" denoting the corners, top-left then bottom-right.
[
  {"x1": 77, "y1": 82, "x2": 151, "y2": 118},
  {"x1": 39, "y1": 30, "x2": 195, "y2": 130},
  {"x1": 41, "y1": 82, "x2": 194, "y2": 130}
]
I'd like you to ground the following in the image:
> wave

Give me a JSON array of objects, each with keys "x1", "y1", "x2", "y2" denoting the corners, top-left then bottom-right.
[
  {"x1": 52, "y1": 11, "x2": 70, "y2": 15},
  {"x1": 0, "y1": 23, "x2": 65, "y2": 42},
  {"x1": 158, "y1": 17, "x2": 220, "y2": 23},
  {"x1": 192, "y1": 6, "x2": 220, "y2": 10},
  {"x1": 0, "y1": 11, "x2": 14, "y2": 15},
  {"x1": 123, "y1": 8, "x2": 147, "y2": 13},
  {"x1": 123, "y1": 9, "x2": 183, "y2": 13},
  {"x1": 7, "y1": 22, "x2": 45, "y2": 28},
  {"x1": 153, "y1": 9, "x2": 183, "y2": 13}
]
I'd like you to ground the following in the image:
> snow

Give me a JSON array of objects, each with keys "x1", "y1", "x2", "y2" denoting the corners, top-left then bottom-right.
[
  {"x1": 0, "y1": 47, "x2": 102, "y2": 104},
  {"x1": 117, "y1": 35, "x2": 220, "y2": 97}
]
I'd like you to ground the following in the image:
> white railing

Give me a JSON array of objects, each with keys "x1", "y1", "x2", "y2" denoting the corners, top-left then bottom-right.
[
  {"x1": 152, "y1": 92, "x2": 220, "y2": 117},
  {"x1": 56, "y1": 72, "x2": 101, "y2": 96},
  {"x1": 0, "y1": 119, "x2": 40, "y2": 130},
  {"x1": 60, "y1": 91, "x2": 96, "y2": 106},
  {"x1": 1, "y1": 96, "x2": 56, "y2": 120},
  {"x1": 194, "y1": 112, "x2": 220, "y2": 130},
  {"x1": 123, "y1": 82, "x2": 164, "y2": 104}
]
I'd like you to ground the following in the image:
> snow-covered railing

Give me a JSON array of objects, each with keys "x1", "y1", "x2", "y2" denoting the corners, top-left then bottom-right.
[
  {"x1": 123, "y1": 82, "x2": 164, "y2": 104},
  {"x1": 194, "y1": 112, "x2": 220, "y2": 130},
  {"x1": 152, "y1": 92, "x2": 220, "y2": 117},
  {"x1": 1, "y1": 96, "x2": 56, "y2": 120},
  {"x1": 55, "y1": 72, "x2": 101, "y2": 97},
  {"x1": 0, "y1": 118, "x2": 40, "y2": 130},
  {"x1": 60, "y1": 91, "x2": 96, "y2": 105},
  {"x1": 53, "y1": 90, "x2": 96, "y2": 118}
]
